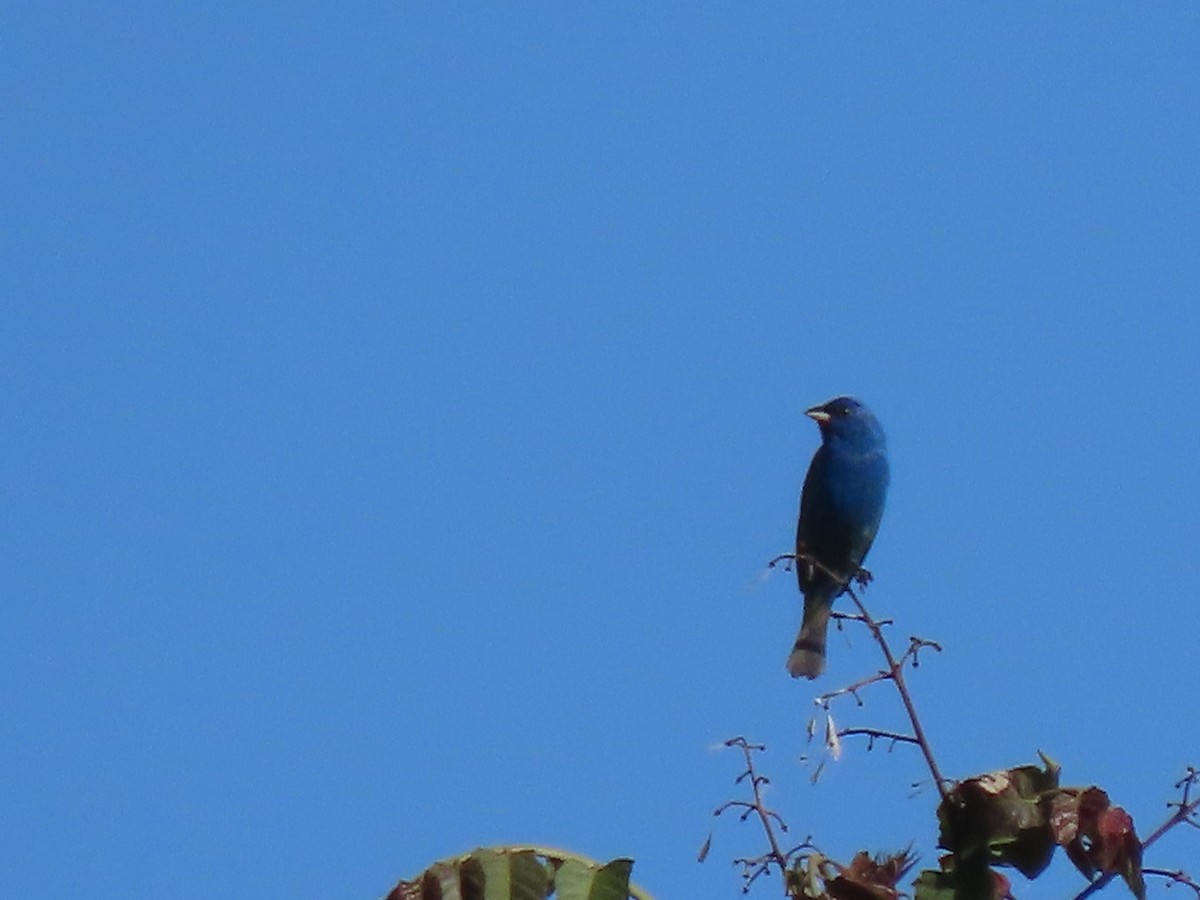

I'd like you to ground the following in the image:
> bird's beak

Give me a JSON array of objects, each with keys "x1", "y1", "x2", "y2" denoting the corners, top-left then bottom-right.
[{"x1": 805, "y1": 405, "x2": 831, "y2": 424}]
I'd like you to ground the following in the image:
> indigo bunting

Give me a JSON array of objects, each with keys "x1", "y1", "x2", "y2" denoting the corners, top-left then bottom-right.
[{"x1": 788, "y1": 396, "x2": 889, "y2": 679}]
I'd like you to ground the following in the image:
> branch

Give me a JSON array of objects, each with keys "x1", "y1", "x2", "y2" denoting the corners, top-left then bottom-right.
[
  {"x1": 712, "y1": 737, "x2": 790, "y2": 891},
  {"x1": 791, "y1": 552, "x2": 949, "y2": 803},
  {"x1": 841, "y1": 585, "x2": 948, "y2": 801},
  {"x1": 710, "y1": 739, "x2": 835, "y2": 897}
]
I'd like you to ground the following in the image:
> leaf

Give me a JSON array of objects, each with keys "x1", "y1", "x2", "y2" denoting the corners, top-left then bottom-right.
[
  {"x1": 937, "y1": 758, "x2": 1058, "y2": 878},
  {"x1": 1045, "y1": 788, "x2": 1144, "y2": 900},
  {"x1": 555, "y1": 858, "x2": 634, "y2": 900},
  {"x1": 386, "y1": 847, "x2": 648, "y2": 900},
  {"x1": 825, "y1": 849, "x2": 917, "y2": 900},
  {"x1": 789, "y1": 850, "x2": 829, "y2": 899},
  {"x1": 912, "y1": 869, "x2": 957, "y2": 900},
  {"x1": 826, "y1": 713, "x2": 843, "y2": 761},
  {"x1": 913, "y1": 857, "x2": 1010, "y2": 900}
]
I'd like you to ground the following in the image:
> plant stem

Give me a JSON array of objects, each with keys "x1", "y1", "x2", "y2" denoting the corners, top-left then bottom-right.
[{"x1": 846, "y1": 586, "x2": 949, "y2": 803}]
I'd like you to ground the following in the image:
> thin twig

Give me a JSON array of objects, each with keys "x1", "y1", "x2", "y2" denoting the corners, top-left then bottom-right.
[
  {"x1": 831, "y1": 610, "x2": 895, "y2": 628},
  {"x1": 815, "y1": 667, "x2": 893, "y2": 709},
  {"x1": 767, "y1": 553, "x2": 796, "y2": 571},
  {"x1": 1144, "y1": 868, "x2": 1200, "y2": 897},
  {"x1": 837, "y1": 727, "x2": 921, "y2": 748}
]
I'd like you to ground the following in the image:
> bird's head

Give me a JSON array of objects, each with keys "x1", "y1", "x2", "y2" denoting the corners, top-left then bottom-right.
[{"x1": 805, "y1": 396, "x2": 885, "y2": 449}]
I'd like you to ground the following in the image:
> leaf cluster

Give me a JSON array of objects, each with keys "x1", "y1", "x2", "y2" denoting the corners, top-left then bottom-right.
[{"x1": 916, "y1": 755, "x2": 1144, "y2": 899}]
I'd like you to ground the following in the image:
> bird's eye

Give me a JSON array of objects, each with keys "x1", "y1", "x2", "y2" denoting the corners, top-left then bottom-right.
[{"x1": 839, "y1": 405, "x2": 851, "y2": 415}]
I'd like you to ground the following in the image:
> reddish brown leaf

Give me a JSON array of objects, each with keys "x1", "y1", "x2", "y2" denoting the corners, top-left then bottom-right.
[
  {"x1": 827, "y1": 849, "x2": 918, "y2": 900},
  {"x1": 1093, "y1": 807, "x2": 1136, "y2": 868},
  {"x1": 383, "y1": 880, "x2": 421, "y2": 900},
  {"x1": 1046, "y1": 790, "x2": 1080, "y2": 845},
  {"x1": 1044, "y1": 786, "x2": 1145, "y2": 899}
]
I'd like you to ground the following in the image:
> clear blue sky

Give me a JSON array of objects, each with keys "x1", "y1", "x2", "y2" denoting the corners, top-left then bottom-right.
[{"x1": 4, "y1": 4, "x2": 1199, "y2": 898}]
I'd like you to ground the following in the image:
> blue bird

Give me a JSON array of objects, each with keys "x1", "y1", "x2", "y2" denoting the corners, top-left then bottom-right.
[{"x1": 788, "y1": 396, "x2": 890, "y2": 679}]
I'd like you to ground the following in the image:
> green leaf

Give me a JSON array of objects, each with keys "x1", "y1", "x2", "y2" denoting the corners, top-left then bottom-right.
[
  {"x1": 913, "y1": 869, "x2": 957, "y2": 900},
  {"x1": 937, "y1": 758, "x2": 1059, "y2": 877},
  {"x1": 472, "y1": 849, "x2": 551, "y2": 900},
  {"x1": 555, "y1": 857, "x2": 634, "y2": 900},
  {"x1": 913, "y1": 860, "x2": 1010, "y2": 900},
  {"x1": 387, "y1": 847, "x2": 650, "y2": 900}
]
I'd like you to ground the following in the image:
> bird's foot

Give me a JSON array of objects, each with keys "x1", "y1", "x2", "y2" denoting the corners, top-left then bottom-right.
[{"x1": 854, "y1": 566, "x2": 873, "y2": 587}]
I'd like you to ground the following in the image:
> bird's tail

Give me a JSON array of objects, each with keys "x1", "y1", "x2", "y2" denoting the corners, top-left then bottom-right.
[{"x1": 786, "y1": 601, "x2": 831, "y2": 679}]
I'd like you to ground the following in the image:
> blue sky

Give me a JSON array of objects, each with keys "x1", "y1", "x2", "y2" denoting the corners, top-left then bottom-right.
[{"x1": 4, "y1": 4, "x2": 1199, "y2": 898}]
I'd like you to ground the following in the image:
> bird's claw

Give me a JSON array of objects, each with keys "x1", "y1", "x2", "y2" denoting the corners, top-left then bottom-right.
[{"x1": 854, "y1": 567, "x2": 873, "y2": 587}]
